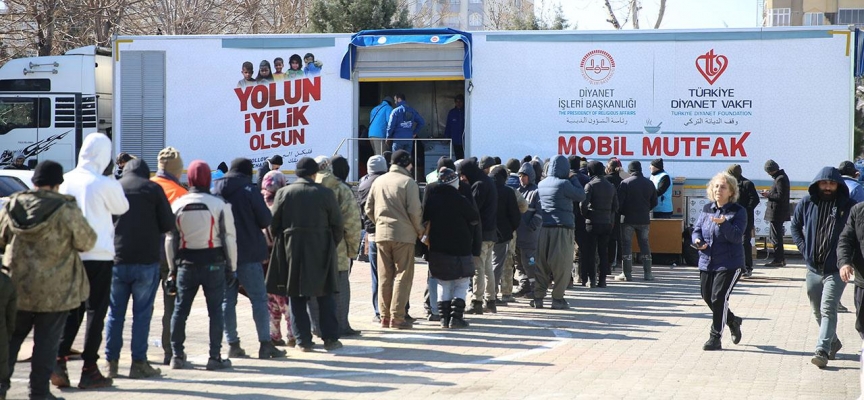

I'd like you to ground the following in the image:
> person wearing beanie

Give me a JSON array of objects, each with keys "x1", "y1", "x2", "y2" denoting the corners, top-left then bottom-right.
[
  {"x1": 422, "y1": 166, "x2": 478, "y2": 328},
  {"x1": 257, "y1": 155, "x2": 283, "y2": 187},
  {"x1": 53, "y1": 133, "x2": 129, "y2": 389},
  {"x1": 649, "y1": 158, "x2": 673, "y2": 219},
  {"x1": 761, "y1": 159, "x2": 790, "y2": 267},
  {"x1": 369, "y1": 96, "x2": 394, "y2": 155},
  {"x1": 839, "y1": 160, "x2": 864, "y2": 203},
  {"x1": 567, "y1": 156, "x2": 590, "y2": 187},
  {"x1": 387, "y1": 93, "x2": 426, "y2": 154},
  {"x1": 489, "y1": 165, "x2": 521, "y2": 305},
  {"x1": 267, "y1": 157, "x2": 345, "y2": 351},
  {"x1": 727, "y1": 164, "x2": 760, "y2": 277},
  {"x1": 309, "y1": 155, "x2": 362, "y2": 337},
  {"x1": 330, "y1": 155, "x2": 350, "y2": 182},
  {"x1": 365, "y1": 148, "x2": 424, "y2": 329},
  {"x1": 580, "y1": 161, "x2": 618, "y2": 288},
  {"x1": 212, "y1": 161, "x2": 228, "y2": 186},
  {"x1": 505, "y1": 159, "x2": 521, "y2": 189},
  {"x1": 1, "y1": 160, "x2": 97, "y2": 400},
  {"x1": 444, "y1": 94, "x2": 466, "y2": 160},
  {"x1": 615, "y1": 159, "x2": 658, "y2": 282},
  {"x1": 358, "y1": 155, "x2": 389, "y2": 322},
  {"x1": 479, "y1": 156, "x2": 495, "y2": 174},
  {"x1": 212, "y1": 158, "x2": 287, "y2": 360},
  {"x1": 166, "y1": 160, "x2": 238, "y2": 370},
  {"x1": 426, "y1": 156, "x2": 456, "y2": 184}
]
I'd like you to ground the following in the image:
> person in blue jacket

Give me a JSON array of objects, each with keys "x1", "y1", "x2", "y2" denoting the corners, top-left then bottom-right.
[
  {"x1": 692, "y1": 172, "x2": 747, "y2": 351},
  {"x1": 444, "y1": 94, "x2": 465, "y2": 160},
  {"x1": 387, "y1": 93, "x2": 425, "y2": 154},
  {"x1": 368, "y1": 97, "x2": 393, "y2": 155}
]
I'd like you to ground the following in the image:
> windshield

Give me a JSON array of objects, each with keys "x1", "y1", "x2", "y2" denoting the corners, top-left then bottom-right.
[{"x1": 0, "y1": 97, "x2": 51, "y2": 135}]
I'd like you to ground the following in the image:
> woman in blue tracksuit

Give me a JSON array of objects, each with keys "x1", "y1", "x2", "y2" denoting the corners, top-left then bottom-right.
[{"x1": 692, "y1": 172, "x2": 747, "y2": 351}]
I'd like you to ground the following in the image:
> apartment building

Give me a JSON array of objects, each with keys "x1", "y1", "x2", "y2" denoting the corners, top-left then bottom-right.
[
  {"x1": 412, "y1": 0, "x2": 534, "y2": 30},
  {"x1": 763, "y1": 0, "x2": 864, "y2": 26}
]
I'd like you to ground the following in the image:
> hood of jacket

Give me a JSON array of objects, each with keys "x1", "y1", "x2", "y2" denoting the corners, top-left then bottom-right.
[
  {"x1": 76, "y1": 133, "x2": 112, "y2": 175},
  {"x1": 5, "y1": 190, "x2": 70, "y2": 236},
  {"x1": 587, "y1": 160, "x2": 605, "y2": 177},
  {"x1": 213, "y1": 171, "x2": 253, "y2": 199},
  {"x1": 490, "y1": 165, "x2": 508, "y2": 186},
  {"x1": 518, "y1": 162, "x2": 536, "y2": 184},
  {"x1": 122, "y1": 158, "x2": 150, "y2": 180},
  {"x1": 550, "y1": 155, "x2": 569, "y2": 179},
  {"x1": 808, "y1": 166, "x2": 849, "y2": 200},
  {"x1": 459, "y1": 159, "x2": 484, "y2": 184}
]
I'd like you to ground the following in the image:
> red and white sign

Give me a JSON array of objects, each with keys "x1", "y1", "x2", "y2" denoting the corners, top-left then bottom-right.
[
  {"x1": 580, "y1": 50, "x2": 616, "y2": 85},
  {"x1": 695, "y1": 49, "x2": 728, "y2": 85}
]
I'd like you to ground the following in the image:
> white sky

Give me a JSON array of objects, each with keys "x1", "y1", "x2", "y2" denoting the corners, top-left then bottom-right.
[{"x1": 550, "y1": 0, "x2": 763, "y2": 30}]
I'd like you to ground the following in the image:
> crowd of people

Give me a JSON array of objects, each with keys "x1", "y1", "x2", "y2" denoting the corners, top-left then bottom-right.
[{"x1": 1, "y1": 131, "x2": 864, "y2": 399}]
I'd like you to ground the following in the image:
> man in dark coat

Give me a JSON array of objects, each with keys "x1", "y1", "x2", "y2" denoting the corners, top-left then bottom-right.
[
  {"x1": 615, "y1": 161, "x2": 658, "y2": 281},
  {"x1": 489, "y1": 166, "x2": 521, "y2": 306},
  {"x1": 581, "y1": 161, "x2": 618, "y2": 288},
  {"x1": 727, "y1": 164, "x2": 760, "y2": 277},
  {"x1": 762, "y1": 159, "x2": 791, "y2": 267},
  {"x1": 266, "y1": 157, "x2": 344, "y2": 351},
  {"x1": 457, "y1": 159, "x2": 498, "y2": 314}
]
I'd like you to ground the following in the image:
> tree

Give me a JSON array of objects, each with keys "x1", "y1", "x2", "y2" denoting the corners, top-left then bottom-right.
[
  {"x1": 486, "y1": 0, "x2": 572, "y2": 31},
  {"x1": 308, "y1": 0, "x2": 412, "y2": 33},
  {"x1": 603, "y1": 0, "x2": 666, "y2": 29}
]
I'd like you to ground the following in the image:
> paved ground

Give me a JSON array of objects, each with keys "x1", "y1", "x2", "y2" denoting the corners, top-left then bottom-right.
[{"x1": 6, "y1": 255, "x2": 861, "y2": 399}]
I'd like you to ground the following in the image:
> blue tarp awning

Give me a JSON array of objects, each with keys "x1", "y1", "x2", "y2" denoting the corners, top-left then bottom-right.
[{"x1": 340, "y1": 28, "x2": 473, "y2": 80}]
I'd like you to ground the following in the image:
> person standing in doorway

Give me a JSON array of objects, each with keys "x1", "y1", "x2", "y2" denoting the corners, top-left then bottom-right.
[
  {"x1": 762, "y1": 160, "x2": 791, "y2": 267},
  {"x1": 444, "y1": 94, "x2": 465, "y2": 160},
  {"x1": 387, "y1": 94, "x2": 426, "y2": 154},
  {"x1": 369, "y1": 97, "x2": 394, "y2": 155}
]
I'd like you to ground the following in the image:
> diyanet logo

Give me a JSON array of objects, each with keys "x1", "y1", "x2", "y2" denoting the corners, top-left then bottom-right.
[
  {"x1": 580, "y1": 50, "x2": 615, "y2": 85},
  {"x1": 696, "y1": 49, "x2": 728, "y2": 85}
]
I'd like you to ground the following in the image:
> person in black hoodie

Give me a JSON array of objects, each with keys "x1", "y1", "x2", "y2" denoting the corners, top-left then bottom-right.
[
  {"x1": 727, "y1": 164, "x2": 760, "y2": 277},
  {"x1": 615, "y1": 161, "x2": 658, "y2": 282},
  {"x1": 605, "y1": 158, "x2": 625, "y2": 272},
  {"x1": 837, "y1": 190, "x2": 864, "y2": 342},
  {"x1": 105, "y1": 159, "x2": 173, "y2": 379},
  {"x1": 762, "y1": 160, "x2": 791, "y2": 267},
  {"x1": 358, "y1": 155, "x2": 388, "y2": 323},
  {"x1": 212, "y1": 158, "x2": 286, "y2": 360},
  {"x1": 457, "y1": 159, "x2": 498, "y2": 314},
  {"x1": 581, "y1": 161, "x2": 618, "y2": 288},
  {"x1": 489, "y1": 166, "x2": 521, "y2": 305}
]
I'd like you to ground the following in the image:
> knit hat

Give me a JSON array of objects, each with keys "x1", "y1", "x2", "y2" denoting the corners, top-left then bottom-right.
[
  {"x1": 587, "y1": 160, "x2": 604, "y2": 177},
  {"x1": 437, "y1": 156, "x2": 456, "y2": 171},
  {"x1": 267, "y1": 154, "x2": 283, "y2": 166},
  {"x1": 187, "y1": 160, "x2": 211, "y2": 189},
  {"x1": 331, "y1": 155, "x2": 349, "y2": 181},
  {"x1": 438, "y1": 167, "x2": 458, "y2": 187},
  {"x1": 568, "y1": 155, "x2": 581, "y2": 171},
  {"x1": 295, "y1": 157, "x2": 319, "y2": 178},
  {"x1": 157, "y1": 147, "x2": 183, "y2": 178},
  {"x1": 367, "y1": 155, "x2": 387, "y2": 174},
  {"x1": 261, "y1": 170, "x2": 287, "y2": 194},
  {"x1": 479, "y1": 156, "x2": 495, "y2": 170},
  {"x1": 494, "y1": 157, "x2": 502, "y2": 165},
  {"x1": 764, "y1": 159, "x2": 780, "y2": 173},
  {"x1": 839, "y1": 161, "x2": 858, "y2": 177},
  {"x1": 506, "y1": 158, "x2": 521, "y2": 174},
  {"x1": 32, "y1": 160, "x2": 64, "y2": 187},
  {"x1": 229, "y1": 158, "x2": 254, "y2": 177},
  {"x1": 651, "y1": 158, "x2": 664, "y2": 170},
  {"x1": 392, "y1": 150, "x2": 412, "y2": 168},
  {"x1": 217, "y1": 161, "x2": 228, "y2": 174},
  {"x1": 726, "y1": 164, "x2": 743, "y2": 179},
  {"x1": 628, "y1": 160, "x2": 642, "y2": 173}
]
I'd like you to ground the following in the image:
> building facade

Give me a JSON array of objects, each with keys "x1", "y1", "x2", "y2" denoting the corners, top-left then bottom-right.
[
  {"x1": 412, "y1": 0, "x2": 534, "y2": 30},
  {"x1": 763, "y1": 0, "x2": 864, "y2": 26}
]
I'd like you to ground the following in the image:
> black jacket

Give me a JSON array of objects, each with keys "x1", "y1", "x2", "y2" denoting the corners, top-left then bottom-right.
[
  {"x1": 213, "y1": 171, "x2": 273, "y2": 263},
  {"x1": 114, "y1": 159, "x2": 174, "y2": 264},
  {"x1": 735, "y1": 175, "x2": 760, "y2": 230},
  {"x1": 582, "y1": 175, "x2": 618, "y2": 226},
  {"x1": 491, "y1": 168, "x2": 521, "y2": 243},
  {"x1": 460, "y1": 159, "x2": 498, "y2": 242},
  {"x1": 838, "y1": 202, "x2": 864, "y2": 288},
  {"x1": 791, "y1": 167, "x2": 854, "y2": 276},
  {"x1": 765, "y1": 169, "x2": 791, "y2": 222},
  {"x1": 358, "y1": 172, "x2": 385, "y2": 233},
  {"x1": 617, "y1": 171, "x2": 658, "y2": 225},
  {"x1": 423, "y1": 183, "x2": 479, "y2": 258}
]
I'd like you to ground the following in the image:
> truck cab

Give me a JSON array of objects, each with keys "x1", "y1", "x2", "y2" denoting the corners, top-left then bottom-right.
[{"x1": 0, "y1": 46, "x2": 112, "y2": 171}]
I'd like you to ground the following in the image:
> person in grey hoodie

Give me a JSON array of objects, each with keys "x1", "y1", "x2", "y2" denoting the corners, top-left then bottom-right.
[
  {"x1": 534, "y1": 156, "x2": 586, "y2": 309},
  {"x1": 514, "y1": 163, "x2": 543, "y2": 298}
]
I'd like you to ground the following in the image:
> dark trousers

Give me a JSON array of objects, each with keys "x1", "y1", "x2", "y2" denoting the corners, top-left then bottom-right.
[
  {"x1": 743, "y1": 225, "x2": 754, "y2": 270},
  {"x1": 855, "y1": 285, "x2": 864, "y2": 340},
  {"x1": 0, "y1": 274, "x2": 15, "y2": 388},
  {"x1": 653, "y1": 211, "x2": 673, "y2": 219},
  {"x1": 699, "y1": 269, "x2": 742, "y2": 337},
  {"x1": 160, "y1": 260, "x2": 175, "y2": 360},
  {"x1": 289, "y1": 294, "x2": 338, "y2": 347},
  {"x1": 608, "y1": 220, "x2": 622, "y2": 267},
  {"x1": 453, "y1": 145, "x2": 464, "y2": 161},
  {"x1": 6, "y1": 311, "x2": 66, "y2": 398},
  {"x1": 768, "y1": 220, "x2": 785, "y2": 263},
  {"x1": 57, "y1": 260, "x2": 113, "y2": 366},
  {"x1": 171, "y1": 263, "x2": 225, "y2": 360},
  {"x1": 582, "y1": 224, "x2": 612, "y2": 283}
]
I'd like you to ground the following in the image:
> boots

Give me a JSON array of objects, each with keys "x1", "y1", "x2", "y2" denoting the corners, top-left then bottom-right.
[
  {"x1": 483, "y1": 299, "x2": 498, "y2": 313},
  {"x1": 258, "y1": 340, "x2": 288, "y2": 359},
  {"x1": 228, "y1": 341, "x2": 247, "y2": 358},
  {"x1": 438, "y1": 301, "x2": 452, "y2": 328},
  {"x1": 597, "y1": 274, "x2": 607, "y2": 288},
  {"x1": 643, "y1": 256, "x2": 655, "y2": 281},
  {"x1": 615, "y1": 258, "x2": 633, "y2": 281},
  {"x1": 465, "y1": 300, "x2": 484, "y2": 315},
  {"x1": 449, "y1": 298, "x2": 469, "y2": 328}
]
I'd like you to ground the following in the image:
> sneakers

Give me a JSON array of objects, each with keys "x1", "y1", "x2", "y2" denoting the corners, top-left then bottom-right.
[
  {"x1": 828, "y1": 339, "x2": 843, "y2": 360},
  {"x1": 426, "y1": 314, "x2": 441, "y2": 322},
  {"x1": 465, "y1": 300, "x2": 484, "y2": 315},
  {"x1": 838, "y1": 302, "x2": 850, "y2": 313},
  {"x1": 728, "y1": 316, "x2": 743, "y2": 345},
  {"x1": 342, "y1": 328, "x2": 362, "y2": 337},
  {"x1": 205, "y1": 357, "x2": 232, "y2": 371},
  {"x1": 259, "y1": 341, "x2": 288, "y2": 359},
  {"x1": 372, "y1": 315, "x2": 382, "y2": 323},
  {"x1": 702, "y1": 336, "x2": 722, "y2": 351},
  {"x1": 296, "y1": 343, "x2": 315, "y2": 352},
  {"x1": 614, "y1": 273, "x2": 632, "y2": 282},
  {"x1": 78, "y1": 365, "x2": 113, "y2": 389},
  {"x1": 501, "y1": 294, "x2": 516, "y2": 303},
  {"x1": 529, "y1": 298, "x2": 544, "y2": 309},
  {"x1": 514, "y1": 286, "x2": 533, "y2": 298},
  {"x1": 171, "y1": 354, "x2": 188, "y2": 370},
  {"x1": 811, "y1": 350, "x2": 828, "y2": 368},
  {"x1": 105, "y1": 359, "x2": 118, "y2": 379},
  {"x1": 390, "y1": 319, "x2": 413, "y2": 329},
  {"x1": 50, "y1": 359, "x2": 70, "y2": 388},
  {"x1": 404, "y1": 314, "x2": 417, "y2": 323},
  {"x1": 228, "y1": 341, "x2": 247, "y2": 358},
  {"x1": 763, "y1": 261, "x2": 786, "y2": 267},
  {"x1": 550, "y1": 298, "x2": 570, "y2": 310},
  {"x1": 323, "y1": 339, "x2": 343, "y2": 351},
  {"x1": 741, "y1": 269, "x2": 753, "y2": 278},
  {"x1": 129, "y1": 360, "x2": 162, "y2": 379}
]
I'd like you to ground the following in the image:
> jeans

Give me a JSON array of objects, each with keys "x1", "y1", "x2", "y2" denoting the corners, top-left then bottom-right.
[
  {"x1": 621, "y1": 224, "x2": 651, "y2": 260},
  {"x1": 805, "y1": 271, "x2": 845, "y2": 353},
  {"x1": 223, "y1": 262, "x2": 271, "y2": 343},
  {"x1": 392, "y1": 140, "x2": 413, "y2": 154},
  {"x1": 290, "y1": 295, "x2": 338, "y2": 347},
  {"x1": 160, "y1": 260, "x2": 175, "y2": 360},
  {"x1": 172, "y1": 263, "x2": 226, "y2": 360},
  {"x1": 58, "y1": 260, "x2": 113, "y2": 367},
  {"x1": 5, "y1": 311, "x2": 66, "y2": 398},
  {"x1": 369, "y1": 238, "x2": 379, "y2": 317},
  {"x1": 105, "y1": 263, "x2": 161, "y2": 362},
  {"x1": 769, "y1": 220, "x2": 786, "y2": 263},
  {"x1": 437, "y1": 278, "x2": 470, "y2": 302}
]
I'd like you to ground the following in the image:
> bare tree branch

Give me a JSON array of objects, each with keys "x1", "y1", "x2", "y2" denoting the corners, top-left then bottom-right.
[{"x1": 654, "y1": 0, "x2": 666, "y2": 29}]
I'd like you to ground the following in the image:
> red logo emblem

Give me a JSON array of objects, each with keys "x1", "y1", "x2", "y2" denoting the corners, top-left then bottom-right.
[
  {"x1": 580, "y1": 50, "x2": 615, "y2": 85},
  {"x1": 430, "y1": 36, "x2": 440, "y2": 43},
  {"x1": 695, "y1": 49, "x2": 728, "y2": 85}
]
